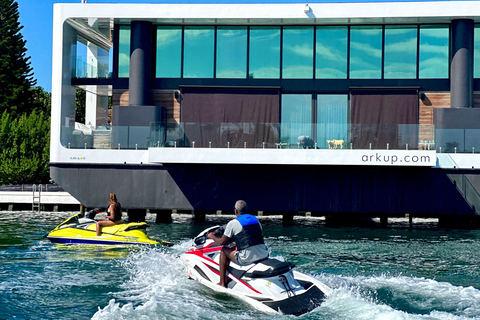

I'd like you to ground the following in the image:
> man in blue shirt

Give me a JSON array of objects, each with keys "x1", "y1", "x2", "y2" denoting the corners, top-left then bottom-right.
[{"x1": 208, "y1": 200, "x2": 269, "y2": 287}]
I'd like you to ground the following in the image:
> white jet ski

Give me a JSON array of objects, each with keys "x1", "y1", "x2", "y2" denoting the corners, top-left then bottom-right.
[{"x1": 183, "y1": 226, "x2": 332, "y2": 315}]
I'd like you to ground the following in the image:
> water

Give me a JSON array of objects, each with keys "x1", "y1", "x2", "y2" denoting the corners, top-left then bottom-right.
[{"x1": 1, "y1": 211, "x2": 480, "y2": 320}]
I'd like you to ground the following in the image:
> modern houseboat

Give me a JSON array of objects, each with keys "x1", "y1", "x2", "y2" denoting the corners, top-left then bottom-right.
[{"x1": 50, "y1": 1, "x2": 480, "y2": 224}]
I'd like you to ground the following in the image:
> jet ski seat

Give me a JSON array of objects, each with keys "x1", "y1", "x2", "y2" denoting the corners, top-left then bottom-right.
[{"x1": 245, "y1": 259, "x2": 295, "y2": 278}]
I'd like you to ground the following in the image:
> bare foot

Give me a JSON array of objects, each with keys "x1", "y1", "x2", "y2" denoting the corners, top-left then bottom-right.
[{"x1": 217, "y1": 282, "x2": 227, "y2": 288}]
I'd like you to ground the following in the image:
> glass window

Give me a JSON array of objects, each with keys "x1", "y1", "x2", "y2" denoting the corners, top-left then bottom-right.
[
  {"x1": 316, "y1": 95, "x2": 348, "y2": 149},
  {"x1": 281, "y1": 94, "x2": 312, "y2": 145},
  {"x1": 350, "y1": 26, "x2": 382, "y2": 79},
  {"x1": 419, "y1": 25, "x2": 449, "y2": 79},
  {"x1": 384, "y1": 25, "x2": 417, "y2": 79},
  {"x1": 216, "y1": 27, "x2": 247, "y2": 78},
  {"x1": 249, "y1": 27, "x2": 280, "y2": 79},
  {"x1": 75, "y1": 42, "x2": 86, "y2": 78},
  {"x1": 474, "y1": 25, "x2": 480, "y2": 78},
  {"x1": 118, "y1": 26, "x2": 130, "y2": 78},
  {"x1": 316, "y1": 26, "x2": 348, "y2": 79},
  {"x1": 282, "y1": 27, "x2": 314, "y2": 79},
  {"x1": 156, "y1": 27, "x2": 182, "y2": 78},
  {"x1": 183, "y1": 27, "x2": 214, "y2": 78}
]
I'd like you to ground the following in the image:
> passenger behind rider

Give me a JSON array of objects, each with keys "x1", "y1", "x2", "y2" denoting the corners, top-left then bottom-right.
[
  {"x1": 207, "y1": 200, "x2": 269, "y2": 288},
  {"x1": 96, "y1": 193, "x2": 122, "y2": 236}
]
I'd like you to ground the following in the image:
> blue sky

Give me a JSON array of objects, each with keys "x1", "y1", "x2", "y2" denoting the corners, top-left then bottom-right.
[{"x1": 18, "y1": 0, "x2": 459, "y2": 92}]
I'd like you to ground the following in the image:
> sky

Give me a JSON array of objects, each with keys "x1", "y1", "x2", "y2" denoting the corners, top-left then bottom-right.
[{"x1": 18, "y1": 0, "x2": 465, "y2": 93}]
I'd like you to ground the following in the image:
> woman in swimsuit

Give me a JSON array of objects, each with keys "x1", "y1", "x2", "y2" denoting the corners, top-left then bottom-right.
[{"x1": 96, "y1": 193, "x2": 122, "y2": 236}]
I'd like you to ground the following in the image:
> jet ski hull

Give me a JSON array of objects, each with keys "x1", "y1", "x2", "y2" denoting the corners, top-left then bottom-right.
[
  {"x1": 183, "y1": 226, "x2": 331, "y2": 315},
  {"x1": 46, "y1": 213, "x2": 169, "y2": 246}
]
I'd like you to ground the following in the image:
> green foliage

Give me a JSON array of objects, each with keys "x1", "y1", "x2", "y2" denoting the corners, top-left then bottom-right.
[
  {"x1": 0, "y1": 2, "x2": 51, "y2": 185},
  {"x1": 0, "y1": 110, "x2": 50, "y2": 184},
  {"x1": 75, "y1": 88, "x2": 86, "y2": 123},
  {"x1": 31, "y1": 86, "x2": 51, "y2": 116},
  {"x1": 0, "y1": 0, "x2": 37, "y2": 117}
]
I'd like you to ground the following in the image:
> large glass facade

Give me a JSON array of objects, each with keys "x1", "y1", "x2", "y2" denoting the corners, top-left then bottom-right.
[
  {"x1": 316, "y1": 26, "x2": 348, "y2": 79},
  {"x1": 419, "y1": 25, "x2": 449, "y2": 79},
  {"x1": 384, "y1": 26, "x2": 417, "y2": 79},
  {"x1": 281, "y1": 94, "x2": 312, "y2": 145},
  {"x1": 183, "y1": 27, "x2": 214, "y2": 78},
  {"x1": 216, "y1": 27, "x2": 247, "y2": 78},
  {"x1": 156, "y1": 27, "x2": 182, "y2": 78},
  {"x1": 316, "y1": 95, "x2": 348, "y2": 149},
  {"x1": 141, "y1": 24, "x2": 456, "y2": 81},
  {"x1": 118, "y1": 26, "x2": 130, "y2": 78},
  {"x1": 249, "y1": 27, "x2": 281, "y2": 79},
  {"x1": 282, "y1": 27, "x2": 314, "y2": 79},
  {"x1": 350, "y1": 26, "x2": 382, "y2": 79}
]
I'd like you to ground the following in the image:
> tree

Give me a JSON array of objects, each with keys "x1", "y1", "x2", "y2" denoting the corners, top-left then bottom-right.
[
  {"x1": 31, "y1": 86, "x2": 51, "y2": 117},
  {"x1": 0, "y1": 110, "x2": 50, "y2": 184},
  {"x1": 75, "y1": 88, "x2": 86, "y2": 123},
  {"x1": 0, "y1": 0, "x2": 37, "y2": 117}
]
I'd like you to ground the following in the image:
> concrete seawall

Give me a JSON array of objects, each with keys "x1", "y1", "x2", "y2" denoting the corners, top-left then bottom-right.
[{"x1": 0, "y1": 185, "x2": 81, "y2": 211}]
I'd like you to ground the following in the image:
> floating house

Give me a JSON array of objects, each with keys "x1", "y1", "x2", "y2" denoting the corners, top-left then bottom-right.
[{"x1": 50, "y1": 1, "x2": 480, "y2": 224}]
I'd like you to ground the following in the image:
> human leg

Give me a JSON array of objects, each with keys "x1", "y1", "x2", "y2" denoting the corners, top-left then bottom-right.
[
  {"x1": 218, "y1": 246, "x2": 237, "y2": 287},
  {"x1": 96, "y1": 220, "x2": 114, "y2": 236}
]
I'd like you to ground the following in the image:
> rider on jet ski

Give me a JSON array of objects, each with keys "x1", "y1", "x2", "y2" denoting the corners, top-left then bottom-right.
[{"x1": 207, "y1": 200, "x2": 269, "y2": 287}]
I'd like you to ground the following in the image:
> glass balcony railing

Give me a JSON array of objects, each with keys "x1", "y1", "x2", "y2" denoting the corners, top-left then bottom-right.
[
  {"x1": 60, "y1": 122, "x2": 479, "y2": 153},
  {"x1": 74, "y1": 57, "x2": 112, "y2": 79}
]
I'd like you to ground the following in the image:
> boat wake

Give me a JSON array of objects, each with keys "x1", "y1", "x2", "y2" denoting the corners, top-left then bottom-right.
[{"x1": 92, "y1": 241, "x2": 480, "y2": 320}]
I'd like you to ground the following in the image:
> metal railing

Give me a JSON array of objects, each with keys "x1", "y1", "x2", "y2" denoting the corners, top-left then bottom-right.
[{"x1": 59, "y1": 122, "x2": 480, "y2": 153}]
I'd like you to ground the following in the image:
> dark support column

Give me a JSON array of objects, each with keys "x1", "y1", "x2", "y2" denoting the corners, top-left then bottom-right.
[
  {"x1": 194, "y1": 210, "x2": 206, "y2": 223},
  {"x1": 154, "y1": 210, "x2": 173, "y2": 223},
  {"x1": 451, "y1": 19, "x2": 474, "y2": 108},
  {"x1": 129, "y1": 21, "x2": 152, "y2": 106},
  {"x1": 282, "y1": 211, "x2": 294, "y2": 226},
  {"x1": 127, "y1": 209, "x2": 147, "y2": 222},
  {"x1": 380, "y1": 216, "x2": 388, "y2": 227}
]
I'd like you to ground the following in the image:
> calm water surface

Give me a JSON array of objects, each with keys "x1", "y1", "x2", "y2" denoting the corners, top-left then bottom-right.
[{"x1": 1, "y1": 211, "x2": 480, "y2": 320}]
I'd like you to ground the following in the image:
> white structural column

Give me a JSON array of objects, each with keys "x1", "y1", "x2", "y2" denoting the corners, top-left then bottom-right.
[{"x1": 85, "y1": 18, "x2": 109, "y2": 128}]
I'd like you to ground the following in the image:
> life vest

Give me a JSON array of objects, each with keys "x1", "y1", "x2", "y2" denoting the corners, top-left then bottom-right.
[{"x1": 234, "y1": 214, "x2": 265, "y2": 251}]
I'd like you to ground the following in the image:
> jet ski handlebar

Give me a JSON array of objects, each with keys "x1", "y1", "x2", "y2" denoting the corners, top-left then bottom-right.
[{"x1": 194, "y1": 225, "x2": 226, "y2": 246}]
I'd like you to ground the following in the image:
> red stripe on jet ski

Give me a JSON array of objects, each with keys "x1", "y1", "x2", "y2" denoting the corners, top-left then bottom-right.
[
  {"x1": 187, "y1": 245, "x2": 261, "y2": 294},
  {"x1": 201, "y1": 261, "x2": 262, "y2": 295}
]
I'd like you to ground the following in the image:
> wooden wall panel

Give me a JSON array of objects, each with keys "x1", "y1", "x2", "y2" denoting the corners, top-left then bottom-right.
[
  {"x1": 418, "y1": 92, "x2": 450, "y2": 149},
  {"x1": 112, "y1": 89, "x2": 180, "y2": 129}
]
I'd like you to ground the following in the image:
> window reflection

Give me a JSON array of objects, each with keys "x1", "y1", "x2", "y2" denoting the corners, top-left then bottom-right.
[
  {"x1": 249, "y1": 27, "x2": 280, "y2": 79},
  {"x1": 282, "y1": 27, "x2": 314, "y2": 79},
  {"x1": 474, "y1": 25, "x2": 480, "y2": 78},
  {"x1": 350, "y1": 26, "x2": 382, "y2": 79},
  {"x1": 156, "y1": 27, "x2": 182, "y2": 78},
  {"x1": 216, "y1": 27, "x2": 247, "y2": 78},
  {"x1": 118, "y1": 26, "x2": 130, "y2": 78},
  {"x1": 384, "y1": 26, "x2": 417, "y2": 79},
  {"x1": 316, "y1": 95, "x2": 348, "y2": 149},
  {"x1": 184, "y1": 27, "x2": 214, "y2": 78},
  {"x1": 281, "y1": 94, "x2": 312, "y2": 145},
  {"x1": 419, "y1": 25, "x2": 449, "y2": 79},
  {"x1": 316, "y1": 26, "x2": 348, "y2": 79}
]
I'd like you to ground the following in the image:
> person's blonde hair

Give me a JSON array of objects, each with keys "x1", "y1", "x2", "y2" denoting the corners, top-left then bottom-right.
[{"x1": 109, "y1": 193, "x2": 118, "y2": 208}]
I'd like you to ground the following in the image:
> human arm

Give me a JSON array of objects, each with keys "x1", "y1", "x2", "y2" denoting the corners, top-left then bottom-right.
[
  {"x1": 207, "y1": 232, "x2": 231, "y2": 245},
  {"x1": 208, "y1": 220, "x2": 237, "y2": 245},
  {"x1": 105, "y1": 204, "x2": 115, "y2": 220}
]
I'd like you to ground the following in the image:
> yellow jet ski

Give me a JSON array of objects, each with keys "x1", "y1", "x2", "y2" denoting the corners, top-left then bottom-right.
[{"x1": 46, "y1": 211, "x2": 171, "y2": 246}]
